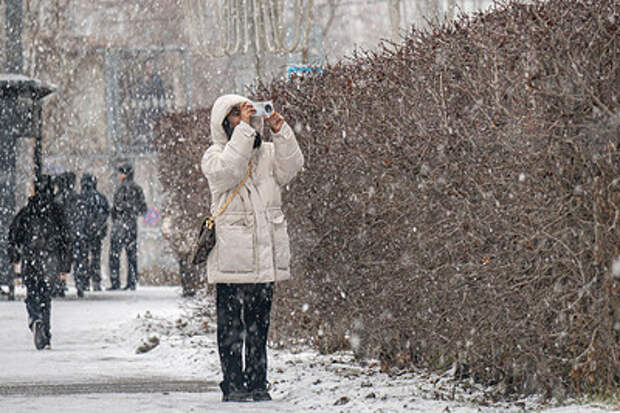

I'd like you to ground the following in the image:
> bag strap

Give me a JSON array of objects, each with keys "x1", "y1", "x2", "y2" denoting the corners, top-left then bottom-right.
[{"x1": 205, "y1": 161, "x2": 253, "y2": 229}]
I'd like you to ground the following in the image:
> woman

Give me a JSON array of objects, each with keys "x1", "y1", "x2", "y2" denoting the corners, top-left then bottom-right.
[{"x1": 201, "y1": 95, "x2": 304, "y2": 402}]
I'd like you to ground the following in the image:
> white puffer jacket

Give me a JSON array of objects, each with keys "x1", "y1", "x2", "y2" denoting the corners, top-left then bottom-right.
[{"x1": 201, "y1": 94, "x2": 304, "y2": 284}]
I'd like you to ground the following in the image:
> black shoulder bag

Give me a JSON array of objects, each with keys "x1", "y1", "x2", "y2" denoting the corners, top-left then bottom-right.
[{"x1": 192, "y1": 161, "x2": 253, "y2": 265}]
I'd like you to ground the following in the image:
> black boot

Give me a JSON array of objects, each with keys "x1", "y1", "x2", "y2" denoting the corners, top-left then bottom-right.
[
  {"x1": 33, "y1": 320, "x2": 48, "y2": 350},
  {"x1": 252, "y1": 389, "x2": 272, "y2": 401},
  {"x1": 107, "y1": 282, "x2": 120, "y2": 291},
  {"x1": 220, "y1": 382, "x2": 252, "y2": 402}
]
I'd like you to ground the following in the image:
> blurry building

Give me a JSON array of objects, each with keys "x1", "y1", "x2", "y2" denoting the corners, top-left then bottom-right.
[{"x1": 0, "y1": 0, "x2": 493, "y2": 282}]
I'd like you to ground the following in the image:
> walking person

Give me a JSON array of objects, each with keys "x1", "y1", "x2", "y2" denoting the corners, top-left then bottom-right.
[
  {"x1": 108, "y1": 164, "x2": 147, "y2": 290},
  {"x1": 8, "y1": 176, "x2": 73, "y2": 350},
  {"x1": 74, "y1": 173, "x2": 109, "y2": 292},
  {"x1": 53, "y1": 172, "x2": 82, "y2": 296},
  {"x1": 201, "y1": 95, "x2": 304, "y2": 402}
]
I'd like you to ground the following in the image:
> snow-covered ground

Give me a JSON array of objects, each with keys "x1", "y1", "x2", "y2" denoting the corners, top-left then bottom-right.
[{"x1": 0, "y1": 285, "x2": 616, "y2": 412}]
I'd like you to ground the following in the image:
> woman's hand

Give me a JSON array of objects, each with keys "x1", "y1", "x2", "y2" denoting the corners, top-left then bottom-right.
[
  {"x1": 240, "y1": 101, "x2": 256, "y2": 124},
  {"x1": 266, "y1": 112, "x2": 284, "y2": 133}
]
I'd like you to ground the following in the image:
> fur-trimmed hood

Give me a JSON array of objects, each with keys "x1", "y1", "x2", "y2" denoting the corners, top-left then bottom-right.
[{"x1": 210, "y1": 94, "x2": 264, "y2": 144}]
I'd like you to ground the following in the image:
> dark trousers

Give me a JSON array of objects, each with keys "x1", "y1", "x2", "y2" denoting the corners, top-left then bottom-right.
[
  {"x1": 75, "y1": 238, "x2": 102, "y2": 290},
  {"x1": 50, "y1": 274, "x2": 66, "y2": 297},
  {"x1": 109, "y1": 226, "x2": 138, "y2": 289},
  {"x1": 24, "y1": 274, "x2": 53, "y2": 341},
  {"x1": 216, "y1": 283, "x2": 273, "y2": 394},
  {"x1": 50, "y1": 247, "x2": 68, "y2": 297}
]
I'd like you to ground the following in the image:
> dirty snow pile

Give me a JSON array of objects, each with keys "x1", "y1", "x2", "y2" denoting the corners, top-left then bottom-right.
[{"x1": 124, "y1": 296, "x2": 616, "y2": 413}]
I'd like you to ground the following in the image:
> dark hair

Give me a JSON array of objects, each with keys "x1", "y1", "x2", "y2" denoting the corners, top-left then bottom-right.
[
  {"x1": 34, "y1": 175, "x2": 54, "y2": 197},
  {"x1": 222, "y1": 118, "x2": 234, "y2": 140},
  {"x1": 64, "y1": 171, "x2": 76, "y2": 187},
  {"x1": 222, "y1": 118, "x2": 261, "y2": 148},
  {"x1": 118, "y1": 164, "x2": 133, "y2": 175}
]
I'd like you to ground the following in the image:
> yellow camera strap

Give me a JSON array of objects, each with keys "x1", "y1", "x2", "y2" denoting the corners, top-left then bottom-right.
[{"x1": 205, "y1": 161, "x2": 253, "y2": 230}]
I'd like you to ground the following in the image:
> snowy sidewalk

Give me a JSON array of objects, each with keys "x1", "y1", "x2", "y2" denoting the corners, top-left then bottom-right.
[
  {"x1": 0, "y1": 286, "x2": 616, "y2": 413},
  {"x1": 0, "y1": 286, "x2": 289, "y2": 412}
]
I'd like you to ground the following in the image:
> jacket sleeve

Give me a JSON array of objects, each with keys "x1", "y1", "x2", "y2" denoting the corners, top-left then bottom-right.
[
  {"x1": 272, "y1": 122, "x2": 304, "y2": 186},
  {"x1": 100, "y1": 194, "x2": 110, "y2": 220},
  {"x1": 8, "y1": 208, "x2": 26, "y2": 263},
  {"x1": 135, "y1": 186, "x2": 147, "y2": 216},
  {"x1": 111, "y1": 188, "x2": 121, "y2": 220},
  {"x1": 56, "y1": 206, "x2": 74, "y2": 273},
  {"x1": 201, "y1": 121, "x2": 256, "y2": 194},
  {"x1": 96, "y1": 193, "x2": 110, "y2": 238}
]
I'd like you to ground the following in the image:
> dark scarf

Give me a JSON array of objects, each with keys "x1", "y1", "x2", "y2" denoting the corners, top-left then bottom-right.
[{"x1": 222, "y1": 118, "x2": 262, "y2": 149}]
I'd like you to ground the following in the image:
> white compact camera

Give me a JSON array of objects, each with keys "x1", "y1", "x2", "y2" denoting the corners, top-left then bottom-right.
[{"x1": 250, "y1": 100, "x2": 275, "y2": 117}]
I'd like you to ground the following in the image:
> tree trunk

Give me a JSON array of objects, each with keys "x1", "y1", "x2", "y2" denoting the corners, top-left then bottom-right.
[
  {"x1": 179, "y1": 254, "x2": 198, "y2": 297},
  {"x1": 388, "y1": 0, "x2": 401, "y2": 41},
  {"x1": 429, "y1": 0, "x2": 441, "y2": 25},
  {"x1": 447, "y1": 0, "x2": 458, "y2": 20}
]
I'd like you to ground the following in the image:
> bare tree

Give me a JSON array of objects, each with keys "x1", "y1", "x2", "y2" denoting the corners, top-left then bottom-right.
[
  {"x1": 388, "y1": 0, "x2": 400, "y2": 41},
  {"x1": 446, "y1": 0, "x2": 458, "y2": 20},
  {"x1": 320, "y1": 0, "x2": 341, "y2": 39},
  {"x1": 20, "y1": 1, "x2": 100, "y2": 155}
]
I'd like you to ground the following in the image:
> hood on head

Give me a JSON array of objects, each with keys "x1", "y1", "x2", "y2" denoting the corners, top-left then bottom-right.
[
  {"x1": 210, "y1": 94, "x2": 264, "y2": 145},
  {"x1": 52, "y1": 173, "x2": 70, "y2": 195},
  {"x1": 63, "y1": 172, "x2": 76, "y2": 190},
  {"x1": 118, "y1": 164, "x2": 134, "y2": 181},
  {"x1": 34, "y1": 175, "x2": 54, "y2": 199},
  {"x1": 81, "y1": 173, "x2": 97, "y2": 190},
  {"x1": 50, "y1": 174, "x2": 64, "y2": 196}
]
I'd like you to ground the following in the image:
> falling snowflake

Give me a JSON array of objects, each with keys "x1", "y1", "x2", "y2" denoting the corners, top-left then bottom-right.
[{"x1": 612, "y1": 256, "x2": 620, "y2": 280}]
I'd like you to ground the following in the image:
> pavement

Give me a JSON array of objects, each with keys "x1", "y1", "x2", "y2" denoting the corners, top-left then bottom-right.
[{"x1": 0, "y1": 285, "x2": 293, "y2": 412}]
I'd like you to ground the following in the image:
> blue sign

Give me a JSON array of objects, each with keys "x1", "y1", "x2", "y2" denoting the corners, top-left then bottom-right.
[
  {"x1": 143, "y1": 206, "x2": 161, "y2": 226},
  {"x1": 287, "y1": 65, "x2": 323, "y2": 79}
]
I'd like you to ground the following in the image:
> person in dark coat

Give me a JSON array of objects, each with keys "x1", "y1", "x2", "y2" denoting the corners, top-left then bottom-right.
[
  {"x1": 8, "y1": 176, "x2": 73, "y2": 350},
  {"x1": 108, "y1": 164, "x2": 147, "y2": 290},
  {"x1": 135, "y1": 58, "x2": 167, "y2": 137},
  {"x1": 48, "y1": 174, "x2": 64, "y2": 297},
  {"x1": 54, "y1": 172, "x2": 83, "y2": 296},
  {"x1": 74, "y1": 173, "x2": 110, "y2": 292}
]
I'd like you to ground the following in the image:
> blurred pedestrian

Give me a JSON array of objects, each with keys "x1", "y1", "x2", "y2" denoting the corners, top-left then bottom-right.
[
  {"x1": 108, "y1": 164, "x2": 147, "y2": 290},
  {"x1": 74, "y1": 173, "x2": 109, "y2": 292},
  {"x1": 49, "y1": 174, "x2": 66, "y2": 297},
  {"x1": 8, "y1": 176, "x2": 73, "y2": 350},
  {"x1": 55, "y1": 172, "x2": 85, "y2": 297},
  {"x1": 136, "y1": 58, "x2": 166, "y2": 129},
  {"x1": 201, "y1": 95, "x2": 303, "y2": 402},
  {"x1": 48, "y1": 173, "x2": 79, "y2": 297}
]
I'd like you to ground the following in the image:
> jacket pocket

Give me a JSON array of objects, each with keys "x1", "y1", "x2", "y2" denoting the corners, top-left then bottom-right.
[
  {"x1": 268, "y1": 210, "x2": 290, "y2": 270},
  {"x1": 217, "y1": 224, "x2": 255, "y2": 273}
]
